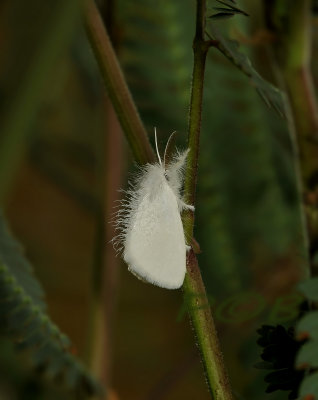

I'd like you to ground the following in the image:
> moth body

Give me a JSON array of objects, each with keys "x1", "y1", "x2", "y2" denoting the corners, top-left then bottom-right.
[{"x1": 113, "y1": 132, "x2": 194, "y2": 289}]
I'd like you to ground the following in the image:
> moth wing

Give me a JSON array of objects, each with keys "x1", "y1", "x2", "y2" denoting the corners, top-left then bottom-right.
[{"x1": 123, "y1": 181, "x2": 186, "y2": 289}]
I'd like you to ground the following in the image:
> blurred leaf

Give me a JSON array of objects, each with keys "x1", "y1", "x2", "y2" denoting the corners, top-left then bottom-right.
[
  {"x1": 0, "y1": 215, "x2": 102, "y2": 396},
  {"x1": 295, "y1": 278, "x2": 318, "y2": 399},
  {"x1": 209, "y1": 0, "x2": 249, "y2": 18},
  {"x1": 255, "y1": 325, "x2": 305, "y2": 399},
  {"x1": 0, "y1": 214, "x2": 45, "y2": 309},
  {"x1": 298, "y1": 278, "x2": 318, "y2": 301},
  {"x1": 198, "y1": 30, "x2": 298, "y2": 297},
  {"x1": 0, "y1": 0, "x2": 81, "y2": 202},
  {"x1": 119, "y1": 0, "x2": 193, "y2": 134},
  {"x1": 210, "y1": 12, "x2": 236, "y2": 19},
  {"x1": 207, "y1": 23, "x2": 285, "y2": 117},
  {"x1": 296, "y1": 340, "x2": 318, "y2": 369},
  {"x1": 299, "y1": 371, "x2": 318, "y2": 399},
  {"x1": 296, "y1": 311, "x2": 318, "y2": 340}
]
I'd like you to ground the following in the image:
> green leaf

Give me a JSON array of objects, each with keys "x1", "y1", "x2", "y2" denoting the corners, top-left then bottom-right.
[
  {"x1": 210, "y1": 12, "x2": 236, "y2": 19},
  {"x1": 296, "y1": 340, "x2": 318, "y2": 369},
  {"x1": 298, "y1": 277, "x2": 318, "y2": 301},
  {"x1": 212, "y1": 7, "x2": 244, "y2": 15},
  {"x1": 299, "y1": 371, "x2": 318, "y2": 398},
  {"x1": 295, "y1": 279, "x2": 318, "y2": 399},
  {"x1": 296, "y1": 311, "x2": 318, "y2": 340},
  {"x1": 0, "y1": 215, "x2": 44, "y2": 309},
  {"x1": 211, "y1": 0, "x2": 249, "y2": 17},
  {"x1": 0, "y1": 216, "x2": 102, "y2": 396},
  {"x1": 207, "y1": 24, "x2": 285, "y2": 117}
]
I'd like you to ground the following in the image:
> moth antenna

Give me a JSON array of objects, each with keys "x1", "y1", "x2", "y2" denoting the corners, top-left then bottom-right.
[
  {"x1": 163, "y1": 130, "x2": 177, "y2": 168},
  {"x1": 154, "y1": 127, "x2": 163, "y2": 167}
]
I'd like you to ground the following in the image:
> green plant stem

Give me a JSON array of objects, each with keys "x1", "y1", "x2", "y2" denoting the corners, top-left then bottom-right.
[
  {"x1": 183, "y1": 251, "x2": 233, "y2": 400},
  {"x1": 84, "y1": 1, "x2": 233, "y2": 398},
  {"x1": 84, "y1": 0, "x2": 154, "y2": 165},
  {"x1": 264, "y1": 0, "x2": 317, "y2": 276},
  {"x1": 182, "y1": 1, "x2": 233, "y2": 399}
]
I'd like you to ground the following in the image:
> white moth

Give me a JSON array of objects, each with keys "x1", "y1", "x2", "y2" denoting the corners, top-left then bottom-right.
[{"x1": 113, "y1": 129, "x2": 194, "y2": 289}]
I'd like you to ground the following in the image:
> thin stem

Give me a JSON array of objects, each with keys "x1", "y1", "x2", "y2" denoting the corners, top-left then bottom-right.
[
  {"x1": 183, "y1": 252, "x2": 233, "y2": 400},
  {"x1": 84, "y1": 1, "x2": 233, "y2": 398},
  {"x1": 195, "y1": 0, "x2": 206, "y2": 39},
  {"x1": 182, "y1": 1, "x2": 233, "y2": 399},
  {"x1": 84, "y1": 0, "x2": 154, "y2": 165},
  {"x1": 184, "y1": 41, "x2": 208, "y2": 212},
  {"x1": 85, "y1": 2, "x2": 123, "y2": 391}
]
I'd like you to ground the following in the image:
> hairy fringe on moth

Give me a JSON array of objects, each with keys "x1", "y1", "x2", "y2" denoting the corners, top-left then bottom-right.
[
  {"x1": 111, "y1": 150, "x2": 192, "y2": 253},
  {"x1": 111, "y1": 130, "x2": 194, "y2": 289}
]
